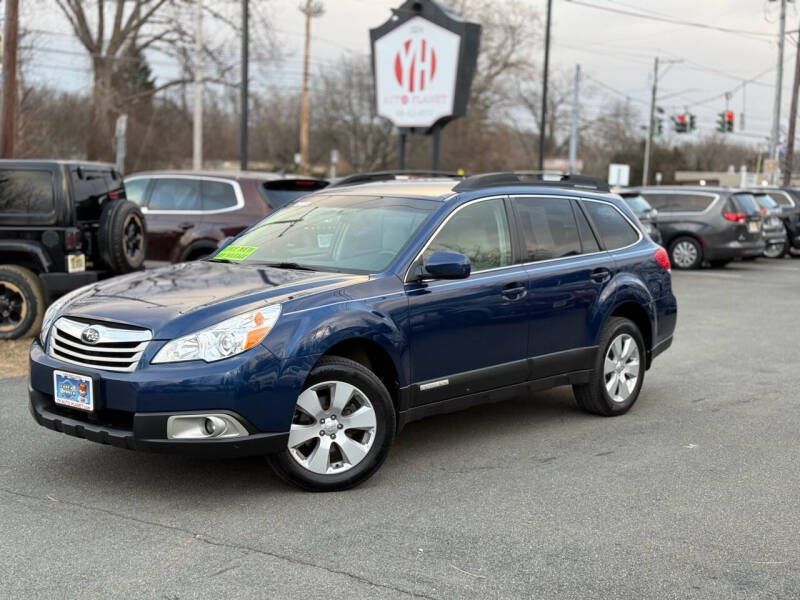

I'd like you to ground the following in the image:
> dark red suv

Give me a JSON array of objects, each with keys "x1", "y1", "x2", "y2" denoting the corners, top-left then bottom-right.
[{"x1": 124, "y1": 171, "x2": 328, "y2": 265}]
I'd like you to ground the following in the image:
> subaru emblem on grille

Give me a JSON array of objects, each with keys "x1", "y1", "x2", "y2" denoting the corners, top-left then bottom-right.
[{"x1": 81, "y1": 327, "x2": 100, "y2": 344}]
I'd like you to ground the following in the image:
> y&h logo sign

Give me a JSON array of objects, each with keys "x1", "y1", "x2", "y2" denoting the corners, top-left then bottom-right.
[{"x1": 394, "y1": 37, "x2": 437, "y2": 93}]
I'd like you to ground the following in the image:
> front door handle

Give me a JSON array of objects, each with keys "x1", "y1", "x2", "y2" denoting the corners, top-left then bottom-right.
[
  {"x1": 591, "y1": 268, "x2": 612, "y2": 284},
  {"x1": 501, "y1": 283, "x2": 527, "y2": 300}
]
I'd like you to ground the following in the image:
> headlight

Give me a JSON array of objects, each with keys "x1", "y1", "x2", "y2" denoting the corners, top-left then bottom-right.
[
  {"x1": 152, "y1": 304, "x2": 281, "y2": 364},
  {"x1": 39, "y1": 284, "x2": 94, "y2": 346}
]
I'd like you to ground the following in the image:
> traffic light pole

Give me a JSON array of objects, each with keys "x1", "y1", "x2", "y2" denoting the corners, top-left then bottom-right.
[{"x1": 642, "y1": 57, "x2": 659, "y2": 186}]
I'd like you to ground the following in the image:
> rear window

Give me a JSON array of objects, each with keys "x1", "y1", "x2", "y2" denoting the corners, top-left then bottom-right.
[
  {"x1": 583, "y1": 201, "x2": 640, "y2": 250},
  {"x1": 766, "y1": 191, "x2": 795, "y2": 207},
  {"x1": 731, "y1": 194, "x2": 761, "y2": 216},
  {"x1": 642, "y1": 192, "x2": 714, "y2": 213},
  {"x1": 0, "y1": 169, "x2": 55, "y2": 223},
  {"x1": 621, "y1": 194, "x2": 652, "y2": 215},
  {"x1": 754, "y1": 194, "x2": 778, "y2": 210},
  {"x1": 202, "y1": 180, "x2": 238, "y2": 211},
  {"x1": 259, "y1": 179, "x2": 329, "y2": 209}
]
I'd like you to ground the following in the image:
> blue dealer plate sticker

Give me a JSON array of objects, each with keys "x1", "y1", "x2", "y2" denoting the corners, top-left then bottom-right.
[{"x1": 53, "y1": 370, "x2": 94, "y2": 412}]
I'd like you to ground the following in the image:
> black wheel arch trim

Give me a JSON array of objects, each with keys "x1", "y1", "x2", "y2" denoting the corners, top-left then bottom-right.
[{"x1": 0, "y1": 240, "x2": 52, "y2": 272}]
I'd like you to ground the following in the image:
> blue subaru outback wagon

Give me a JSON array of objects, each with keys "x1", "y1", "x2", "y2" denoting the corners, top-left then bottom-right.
[{"x1": 29, "y1": 173, "x2": 677, "y2": 491}]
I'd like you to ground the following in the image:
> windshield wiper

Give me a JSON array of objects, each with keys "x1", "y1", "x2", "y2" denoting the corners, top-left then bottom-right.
[{"x1": 261, "y1": 262, "x2": 316, "y2": 271}]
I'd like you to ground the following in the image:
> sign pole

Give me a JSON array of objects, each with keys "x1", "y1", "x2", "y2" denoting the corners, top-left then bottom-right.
[
  {"x1": 398, "y1": 131, "x2": 407, "y2": 170},
  {"x1": 432, "y1": 125, "x2": 441, "y2": 171}
]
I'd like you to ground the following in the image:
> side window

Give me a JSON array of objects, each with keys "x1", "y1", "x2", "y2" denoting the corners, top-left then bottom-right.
[
  {"x1": 0, "y1": 169, "x2": 55, "y2": 217},
  {"x1": 643, "y1": 193, "x2": 714, "y2": 213},
  {"x1": 124, "y1": 178, "x2": 149, "y2": 206},
  {"x1": 148, "y1": 178, "x2": 201, "y2": 211},
  {"x1": 424, "y1": 198, "x2": 512, "y2": 272},
  {"x1": 202, "y1": 180, "x2": 238, "y2": 211},
  {"x1": 584, "y1": 201, "x2": 640, "y2": 250},
  {"x1": 767, "y1": 192, "x2": 794, "y2": 207},
  {"x1": 513, "y1": 197, "x2": 581, "y2": 261},
  {"x1": 574, "y1": 202, "x2": 600, "y2": 253}
]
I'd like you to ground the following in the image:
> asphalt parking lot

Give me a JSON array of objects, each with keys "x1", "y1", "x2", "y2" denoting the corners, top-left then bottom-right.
[{"x1": 1, "y1": 260, "x2": 799, "y2": 599}]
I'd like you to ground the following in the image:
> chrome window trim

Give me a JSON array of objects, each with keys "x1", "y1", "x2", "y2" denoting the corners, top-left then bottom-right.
[
  {"x1": 637, "y1": 190, "x2": 721, "y2": 216},
  {"x1": 404, "y1": 194, "x2": 514, "y2": 283},
  {"x1": 125, "y1": 174, "x2": 245, "y2": 215}
]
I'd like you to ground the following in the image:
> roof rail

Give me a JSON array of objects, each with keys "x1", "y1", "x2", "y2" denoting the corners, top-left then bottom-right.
[
  {"x1": 452, "y1": 171, "x2": 610, "y2": 193},
  {"x1": 328, "y1": 170, "x2": 465, "y2": 188}
]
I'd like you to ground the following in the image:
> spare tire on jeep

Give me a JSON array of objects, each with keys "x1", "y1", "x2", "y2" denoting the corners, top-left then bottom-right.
[{"x1": 97, "y1": 199, "x2": 147, "y2": 274}]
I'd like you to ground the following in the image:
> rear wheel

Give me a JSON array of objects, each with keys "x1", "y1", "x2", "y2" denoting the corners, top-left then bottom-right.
[
  {"x1": 267, "y1": 356, "x2": 395, "y2": 492},
  {"x1": 764, "y1": 239, "x2": 788, "y2": 258},
  {"x1": 0, "y1": 265, "x2": 45, "y2": 340},
  {"x1": 669, "y1": 237, "x2": 702, "y2": 270},
  {"x1": 573, "y1": 317, "x2": 645, "y2": 416},
  {"x1": 98, "y1": 199, "x2": 147, "y2": 274}
]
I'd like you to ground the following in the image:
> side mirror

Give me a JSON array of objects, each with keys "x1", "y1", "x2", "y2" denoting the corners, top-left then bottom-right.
[{"x1": 423, "y1": 251, "x2": 471, "y2": 280}]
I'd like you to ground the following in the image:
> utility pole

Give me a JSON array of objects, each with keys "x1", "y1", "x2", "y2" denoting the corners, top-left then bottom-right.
[
  {"x1": 538, "y1": 0, "x2": 553, "y2": 171},
  {"x1": 568, "y1": 64, "x2": 581, "y2": 173},
  {"x1": 770, "y1": 0, "x2": 787, "y2": 182},
  {"x1": 741, "y1": 83, "x2": 746, "y2": 131},
  {"x1": 193, "y1": 0, "x2": 203, "y2": 171},
  {"x1": 783, "y1": 20, "x2": 800, "y2": 185},
  {"x1": 240, "y1": 0, "x2": 249, "y2": 171},
  {"x1": 1, "y1": 0, "x2": 19, "y2": 158},
  {"x1": 642, "y1": 57, "x2": 659, "y2": 186},
  {"x1": 299, "y1": 1, "x2": 323, "y2": 173}
]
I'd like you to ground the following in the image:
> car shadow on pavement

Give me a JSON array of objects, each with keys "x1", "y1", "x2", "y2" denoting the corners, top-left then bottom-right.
[{"x1": 30, "y1": 386, "x2": 587, "y2": 498}]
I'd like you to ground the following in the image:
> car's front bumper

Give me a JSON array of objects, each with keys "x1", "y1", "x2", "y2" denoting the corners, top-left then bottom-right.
[{"x1": 29, "y1": 386, "x2": 289, "y2": 457}]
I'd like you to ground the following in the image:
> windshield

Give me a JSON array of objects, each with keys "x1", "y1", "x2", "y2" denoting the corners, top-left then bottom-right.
[
  {"x1": 754, "y1": 193, "x2": 778, "y2": 210},
  {"x1": 211, "y1": 194, "x2": 437, "y2": 273},
  {"x1": 622, "y1": 194, "x2": 653, "y2": 214}
]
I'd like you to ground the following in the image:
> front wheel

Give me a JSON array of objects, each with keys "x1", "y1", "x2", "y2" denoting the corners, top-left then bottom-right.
[
  {"x1": 0, "y1": 265, "x2": 45, "y2": 340},
  {"x1": 267, "y1": 356, "x2": 396, "y2": 492},
  {"x1": 573, "y1": 317, "x2": 645, "y2": 416}
]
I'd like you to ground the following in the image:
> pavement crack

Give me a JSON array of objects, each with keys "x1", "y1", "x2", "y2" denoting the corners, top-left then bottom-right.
[{"x1": 0, "y1": 486, "x2": 439, "y2": 600}]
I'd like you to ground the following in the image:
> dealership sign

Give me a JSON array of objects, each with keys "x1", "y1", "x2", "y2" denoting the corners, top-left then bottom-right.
[{"x1": 371, "y1": 1, "x2": 481, "y2": 131}]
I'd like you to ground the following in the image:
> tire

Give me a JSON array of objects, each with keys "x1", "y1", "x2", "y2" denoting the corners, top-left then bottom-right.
[
  {"x1": 97, "y1": 199, "x2": 147, "y2": 274},
  {"x1": 266, "y1": 356, "x2": 396, "y2": 492},
  {"x1": 668, "y1": 236, "x2": 703, "y2": 270},
  {"x1": 573, "y1": 317, "x2": 645, "y2": 417},
  {"x1": 764, "y1": 239, "x2": 788, "y2": 259},
  {"x1": 0, "y1": 265, "x2": 45, "y2": 340},
  {"x1": 708, "y1": 259, "x2": 731, "y2": 268}
]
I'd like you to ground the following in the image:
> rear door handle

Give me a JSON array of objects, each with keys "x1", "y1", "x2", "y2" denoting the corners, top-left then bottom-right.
[
  {"x1": 591, "y1": 268, "x2": 612, "y2": 284},
  {"x1": 501, "y1": 283, "x2": 527, "y2": 300}
]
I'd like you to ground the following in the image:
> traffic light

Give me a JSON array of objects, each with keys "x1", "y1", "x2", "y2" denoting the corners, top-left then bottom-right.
[
  {"x1": 725, "y1": 111, "x2": 734, "y2": 132},
  {"x1": 717, "y1": 112, "x2": 727, "y2": 133},
  {"x1": 689, "y1": 114, "x2": 696, "y2": 132},
  {"x1": 674, "y1": 113, "x2": 687, "y2": 133},
  {"x1": 656, "y1": 117, "x2": 663, "y2": 136}
]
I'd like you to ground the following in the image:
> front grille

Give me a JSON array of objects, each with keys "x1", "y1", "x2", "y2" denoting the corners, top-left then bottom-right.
[{"x1": 49, "y1": 317, "x2": 152, "y2": 373}]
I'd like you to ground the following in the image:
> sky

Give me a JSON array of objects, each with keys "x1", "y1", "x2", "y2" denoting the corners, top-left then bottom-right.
[{"x1": 18, "y1": 0, "x2": 800, "y2": 152}]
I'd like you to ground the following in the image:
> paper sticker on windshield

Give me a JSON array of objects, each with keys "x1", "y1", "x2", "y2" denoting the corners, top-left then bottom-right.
[{"x1": 214, "y1": 245, "x2": 257, "y2": 262}]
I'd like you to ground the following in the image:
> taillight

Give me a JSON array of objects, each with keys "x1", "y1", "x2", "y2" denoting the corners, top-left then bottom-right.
[
  {"x1": 760, "y1": 207, "x2": 767, "y2": 215},
  {"x1": 723, "y1": 212, "x2": 746, "y2": 223},
  {"x1": 64, "y1": 228, "x2": 82, "y2": 251},
  {"x1": 654, "y1": 247, "x2": 670, "y2": 271}
]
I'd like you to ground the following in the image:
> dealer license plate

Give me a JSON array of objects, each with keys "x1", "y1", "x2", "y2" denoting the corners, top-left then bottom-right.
[
  {"x1": 53, "y1": 370, "x2": 94, "y2": 412},
  {"x1": 747, "y1": 221, "x2": 759, "y2": 233},
  {"x1": 67, "y1": 253, "x2": 86, "y2": 273}
]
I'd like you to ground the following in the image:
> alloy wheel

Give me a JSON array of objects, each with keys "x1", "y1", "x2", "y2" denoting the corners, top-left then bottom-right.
[
  {"x1": 0, "y1": 281, "x2": 26, "y2": 333},
  {"x1": 764, "y1": 242, "x2": 786, "y2": 259},
  {"x1": 671, "y1": 241, "x2": 698, "y2": 269},
  {"x1": 603, "y1": 333, "x2": 641, "y2": 404},
  {"x1": 288, "y1": 380, "x2": 377, "y2": 475},
  {"x1": 123, "y1": 214, "x2": 144, "y2": 262}
]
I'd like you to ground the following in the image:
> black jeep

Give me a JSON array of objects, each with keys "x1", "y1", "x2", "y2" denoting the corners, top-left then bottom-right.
[{"x1": 0, "y1": 160, "x2": 146, "y2": 339}]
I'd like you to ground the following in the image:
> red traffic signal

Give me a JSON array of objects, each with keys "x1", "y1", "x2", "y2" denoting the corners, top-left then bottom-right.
[{"x1": 678, "y1": 113, "x2": 686, "y2": 123}]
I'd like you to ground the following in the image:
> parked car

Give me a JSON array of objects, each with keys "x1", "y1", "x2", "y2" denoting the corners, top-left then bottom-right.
[
  {"x1": 0, "y1": 160, "x2": 145, "y2": 339},
  {"x1": 749, "y1": 190, "x2": 789, "y2": 258},
  {"x1": 633, "y1": 186, "x2": 764, "y2": 269},
  {"x1": 748, "y1": 186, "x2": 800, "y2": 257},
  {"x1": 29, "y1": 172, "x2": 677, "y2": 491},
  {"x1": 618, "y1": 191, "x2": 662, "y2": 244},
  {"x1": 124, "y1": 171, "x2": 328, "y2": 265}
]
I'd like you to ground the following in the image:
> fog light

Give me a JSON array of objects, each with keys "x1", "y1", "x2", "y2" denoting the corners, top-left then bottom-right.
[{"x1": 167, "y1": 414, "x2": 249, "y2": 440}]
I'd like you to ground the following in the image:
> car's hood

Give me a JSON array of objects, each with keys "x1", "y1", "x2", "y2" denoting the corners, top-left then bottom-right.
[{"x1": 62, "y1": 261, "x2": 367, "y2": 338}]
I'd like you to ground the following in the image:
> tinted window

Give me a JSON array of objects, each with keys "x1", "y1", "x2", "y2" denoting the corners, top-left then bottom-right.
[
  {"x1": 575, "y1": 203, "x2": 600, "y2": 253},
  {"x1": 425, "y1": 198, "x2": 512, "y2": 271},
  {"x1": 213, "y1": 195, "x2": 436, "y2": 273},
  {"x1": 514, "y1": 197, "x2": 581, "y2": 261},
  {"x1": 149, "y1": 178, "x2": 201, "y2": 211},
  {"x1": 643, "y1": 193, "x2": 714, "y2": 213},
  {"x1": 0, "y1": 169, "x2": 54, "y2": 215},
  {"x1": 202, "y1": 180, "x2": 238, "y2": 211},
  {"x1": 731, "y1": 193, "x2": 760, "y2": 216},
  {"x1": 124, "y1": 178, "x2": 148, "y2": 206},
  {"x1": 260, "y1": 180, "x2": 329, "y2": 209},
  {"x1": 584, "y1": 201, "x2": 639, "y2": 250},
  {"x1": 754, "y1": 194, "x2": 778, "y2": 210},
  {"x1": 622, "y1": 194, "x2": 653, "y2": 215}
]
